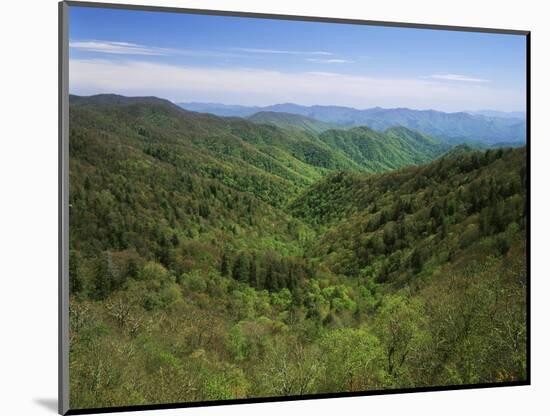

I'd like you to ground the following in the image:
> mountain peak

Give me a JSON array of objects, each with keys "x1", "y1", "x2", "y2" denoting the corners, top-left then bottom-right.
[{"x1": 70, "y1": 94, "x2": 179, "y2": 110}]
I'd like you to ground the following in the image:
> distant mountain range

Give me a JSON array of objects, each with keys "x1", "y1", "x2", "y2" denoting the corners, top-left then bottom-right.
[
  {"x1": 247, "y1": 111, "x2": 335, "y2": 134},
  {"x1": 178, "y1": 102, "x2": 526, "y2": 145},
  {"x1": 467, "y1": 110, "x2": 526, "y2": 119}
]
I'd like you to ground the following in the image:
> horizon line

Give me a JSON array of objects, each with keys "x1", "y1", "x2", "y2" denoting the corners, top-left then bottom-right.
[{"x1": 68, "y1": 92, "x2": 527, "y2": 116}]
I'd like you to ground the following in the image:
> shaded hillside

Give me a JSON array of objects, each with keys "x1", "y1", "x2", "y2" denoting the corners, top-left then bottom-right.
[{"x1": 291, "y1": 147, "x2": 527, "y2": 282}]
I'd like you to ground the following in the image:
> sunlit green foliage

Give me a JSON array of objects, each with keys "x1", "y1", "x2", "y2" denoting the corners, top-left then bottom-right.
[{"x1": 68, "y1": 96, "x2": 527, "y2": 409}]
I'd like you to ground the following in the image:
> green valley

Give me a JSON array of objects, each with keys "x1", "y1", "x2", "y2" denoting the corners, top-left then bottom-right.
[{"x1": 68, "y1": 94, "x2": 527, "y2": 409}]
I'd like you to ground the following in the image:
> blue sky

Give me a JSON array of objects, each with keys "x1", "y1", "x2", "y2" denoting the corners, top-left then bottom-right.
[{"x1": 69, "y1": 5, "x2": 527, "y2": 112}]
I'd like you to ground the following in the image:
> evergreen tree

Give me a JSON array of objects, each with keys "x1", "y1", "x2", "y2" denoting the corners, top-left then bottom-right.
[
  {"x1": 410, "y1": 248, "x2": 423, "y2": 273},
  {"x1": 232, "y1": 253, "x2": 249, "y2": 282},
  {"x1": 249, "y1": 254, "x2": 258, "y2": 288},
  {"x1": 171, "y1": 233, "x2": 180, "y2": 247},
  {"x1": 220, "y1": 253, "x2": 230, "y2": 277},
  {"x1": 127, "y1": 258, "x2": 139, "y2": 279},
  {"x1": 265, "y1": 265, "x2": 275, "y2": 291}
]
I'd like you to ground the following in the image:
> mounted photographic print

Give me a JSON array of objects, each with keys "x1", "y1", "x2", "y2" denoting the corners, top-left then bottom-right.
[{"x1": 59, "y1": 1, "x2": 530, "y2": 414}]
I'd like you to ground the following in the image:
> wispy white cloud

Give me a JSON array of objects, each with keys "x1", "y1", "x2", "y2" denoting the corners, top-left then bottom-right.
[
  {"x1": 306, "y1": 58, "x2": 354, "y2": 64},
  {"x1": 69, "y1": 40, "x2": 175, "y2": 56},
  {"x1": 424, "y1": 73, "x2": 489, "y2": 83},
  {"x1": 70, "y1": 40, "x2": 341, "y2": 61},
  {"x1": 69, "y1": 58, "x2": 524, "y2": 112},
  {"x1": 70, "y1": 40, "x2": 249, "y2": 59},
  {"x1": 232, "y1": 47, "x2": 333, "y2": 56}
]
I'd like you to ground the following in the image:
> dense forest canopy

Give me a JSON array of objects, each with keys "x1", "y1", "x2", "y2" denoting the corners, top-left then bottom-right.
[{"x1": 68, "y1": 94, "x2": 527, "y2": 409}]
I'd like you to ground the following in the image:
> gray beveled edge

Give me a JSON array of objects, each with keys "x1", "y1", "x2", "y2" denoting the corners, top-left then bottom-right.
[
  {"x1": 58, "y1": 1, "x2": 530, "y2": 415},
  {"x1": 63, "y1": 0, "x2": 530, "y2": 35},
  {"x1": 59, "y1": 1, "x2": 70, "y2": 414}
]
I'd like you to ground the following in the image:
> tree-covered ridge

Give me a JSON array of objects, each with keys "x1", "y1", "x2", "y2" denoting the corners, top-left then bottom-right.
[
  {"x1": 179, "y1": 101, "x2": 526, "y2": 144},
  {"x1": 290, "y1": 146, "x2": 525, "y2": 227},
  {"x1": 70, "y1": 95, "x2": 323, "y2": 208},
  {"x1": 69, "y1": 94, "x2": 450, "y2": 203},
  {"x1": 294, "y1": 147, "x2": 526, "y2": 282},
  {"x1": 318, "y1": 126, "x2": 450, "y2": 173},
  {"x1": 68, "y1": 95, "x2": 527, "y2": 410},
  {"x1": 248, "y1": 111, "x2": 335, "y2": 134}
]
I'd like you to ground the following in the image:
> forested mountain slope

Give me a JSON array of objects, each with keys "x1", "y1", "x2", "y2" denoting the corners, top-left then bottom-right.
[
  {"x1": 292, "y1": 147, "x2": 526, "y2": 282},
  {"x1": 70, "y1": 94, "x2": 449, "y2": 203},
  {"x1": 71, "y1": 95, "x2": 331, "y2": 211},
  {"x1": 68, "y1": 95, "x2": 527, "y2": 409},
  {"x1": 318, "y1": 126, "x2": 450, "y2": 173}
]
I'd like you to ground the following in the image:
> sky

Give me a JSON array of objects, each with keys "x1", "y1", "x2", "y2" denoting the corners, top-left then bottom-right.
[{"x1": 68, "y1": 6, "x2": 527, "y2": 112}]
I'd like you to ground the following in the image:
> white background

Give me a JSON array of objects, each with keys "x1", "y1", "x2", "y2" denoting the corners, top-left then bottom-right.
[{"x1": 1, "y1": 0, "x2": 548, "y2": 415}]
